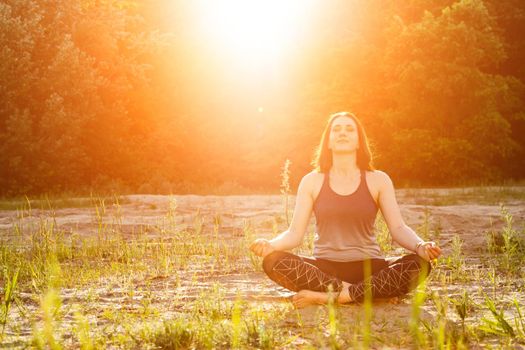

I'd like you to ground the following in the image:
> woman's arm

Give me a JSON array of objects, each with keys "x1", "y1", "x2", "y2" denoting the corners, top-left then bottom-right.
[
  {"x1": 376, "y1": 171, "x2": 441, "y2": 261},
  {"x1": 250, "y1": 172, "x2": 315, "y2": 256}
]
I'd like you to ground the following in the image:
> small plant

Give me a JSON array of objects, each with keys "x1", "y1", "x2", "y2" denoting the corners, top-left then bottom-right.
[
  {"x1": 92, "y1": 195, "x2": 107, "y2": 241},
  {"x1": 485, "y1": 206, "x2": 525, "y2": 277},
  {"x1": 480, "y1": 294, "x2": 516, "y2": 338},
  {"x1": 512, "y1": 298, "x2": 525, "y2": 340},
  {"x1": 409, "y1": 273, "x2": 428, "y2": 347},
  {"x1": 0, "y1": 267, "x2": 19, "y2": 337},
  {"x1": 231, "y1": 293, "x2": 243, "y2": 349},
  {"x1": 426, "y1": 291, "x2": 448, "y2": 348},
  {"x1": 326, "y1": 285, "x2": 341, "y2": 350},
  {"x1": 445, "y1": 234, "x2": 465, "y2": 281},
  {"x1": 499, "y1": 205, "x2": 524, "y2": 276},
  {"x1": 280, "y1": 159, "x2": 292, "y2": 226},
  {"x1": 418, "y1": 207, "x2": 431, "y2": 241},
  {"x1": 151, "y1": 319, "x2": 195, "y2": 349},
  {"x1": 244, "y1": 220, "x2": 263, "y2": 271},
  {"x1": 73, "y1": 309, "x2": 95, "y2": 350},
  {"x1": 362, "y1": 259, "x2": 373, "y2": 349},
  {"x1": 375, "y1": 213, "x2": 392, "y2": 254},
  {"x1": 450, "y1": 289, "x2": 473, "y2": 339},
  {"x1": 245, "y1": 307, "x2": 276, "y2": 349},
  {"x1": 112, "y1": 193, "x2": 123, "y2": 228},
  {"x1": 32, "y1": 288, "x2": 63, "y2": 350},
  {"x1": 193, "y1": 208, "x2": 204, "y2": 236},
  {"x1": 164, "y1": 196, "x2": 178, "y2": 232}
]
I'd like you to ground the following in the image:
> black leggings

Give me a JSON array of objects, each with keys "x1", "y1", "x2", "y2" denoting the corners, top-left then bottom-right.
[{"x1": 262, "y1": 251, "x2": 432, "y2": 302}]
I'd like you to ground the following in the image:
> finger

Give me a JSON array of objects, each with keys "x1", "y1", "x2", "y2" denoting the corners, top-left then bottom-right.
[
  {"x1": 427, "y1": 245, "x2": 439, "y2": 252},
  {"x1": 428, "y1": 250, "x2": 439, "y2": 260},
  {"x1": 250, "y1": 242, "x2": 259, "y2": 251},
  {"x1": 261, "y1": 246, "x2": 269, "y2": 257},
  {"x1": 430, "y1": 247, "x2": 441, "y2": 254},
  {"x1": 429, "y1": 250, "x2": 440, "y2": 259},
  {"x1": 425, "y1": 246, "x2": 435, "y2": 253},
  {"x1": 429, "y1": 247, "x2": 441, "y2": 257}
]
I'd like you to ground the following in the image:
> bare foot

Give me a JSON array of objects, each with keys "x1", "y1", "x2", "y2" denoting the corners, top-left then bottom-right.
[
  {"x1": 388, "y1": 296, "x2": 400, "y2": 304},
  {"x1": 292, "y1": 290, "x2": 330, "y2": 308},
  {"x1": 292, "y1": 282, "x2": 353, "y2": 309},
  {"x1": 337, "y1": 282, "x2": 352, "y2": 304}
]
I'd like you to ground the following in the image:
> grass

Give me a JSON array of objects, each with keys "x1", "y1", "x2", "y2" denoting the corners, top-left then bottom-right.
[
  {"x1": 280, "y1": 159, "x2": 292, "y2": 227},
  {"x1": 400, "y1": 186, "x2": 525, "y2": 206},
  {"x1": 0, "y1": 194, "x2": 130, "y2": 211},
  {"x1": 0, "y1": 186, "x2": 524, "y2": 348}
]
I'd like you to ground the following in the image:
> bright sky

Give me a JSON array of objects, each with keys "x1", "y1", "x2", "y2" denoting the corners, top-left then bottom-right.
[{"x1": 191, "y1": 0, "x2": 317, "y2": 70}]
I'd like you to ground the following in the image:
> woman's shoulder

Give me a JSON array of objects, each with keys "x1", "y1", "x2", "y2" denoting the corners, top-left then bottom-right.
[
  {"x1": 305, "y1": 169, "x2": 323, "y2": 177},
  {"x1": 366, "y1": 169, "x2": 394, "y2": 189},
  {"x1": 297, "y1": 170, "x2": 325, "y2": 195},
  {"x1": 300, "y1": 170, "x2": 324, "y2": 185}
]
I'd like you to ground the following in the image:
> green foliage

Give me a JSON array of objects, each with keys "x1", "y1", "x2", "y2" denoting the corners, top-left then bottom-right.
[
  {"x1": 485, "y1": 205, "x2": 525, "y2": 276},
  {"x1": 480, "y1": 295, "x2": 517, "y2": 338},
  {"x1": 280, "y1": 159, "x2": 292, "y2": 226},
  {"x1": 378, "y1": 0, "x2": 522, "y2": 184},
  {"x1": 1, "y1": 0, "x2": 524, "y2": 193},
  {"x1": 0, "y1": 267, "x2": 19, "y2": 337},
  {"x1": 444, "y1": 234, "x2": 467, "y2": 281},
  {"x1": 151, "y1": 319, "x2": 196, "y2": 350},
  {"x1": 375, "y1": 213, "x2": 393, "y2": 254},
  {"x1": 0, "y1": 0, "x2": 171, "y2": 195}
]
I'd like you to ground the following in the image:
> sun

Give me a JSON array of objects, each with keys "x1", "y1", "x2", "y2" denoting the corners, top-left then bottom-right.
[{"x1": 191, "y1": 0, "x2": 316, "y2": 68}]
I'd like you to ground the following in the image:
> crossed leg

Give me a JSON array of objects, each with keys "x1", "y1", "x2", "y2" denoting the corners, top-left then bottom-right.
[
  {"x1": 262, "y1": 251, "x2": 349, "y2": 307},
  {"x1": 262, "y1": 251, "x2": 432, "y2": 307},
  {"x1": 347, "y1": 254, "x2": 431, "y2": 302}
]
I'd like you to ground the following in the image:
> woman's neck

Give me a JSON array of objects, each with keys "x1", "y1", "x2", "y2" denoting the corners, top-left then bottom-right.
[{"x1": 330, "y1": 153, "x2": 359, "y2": 177}]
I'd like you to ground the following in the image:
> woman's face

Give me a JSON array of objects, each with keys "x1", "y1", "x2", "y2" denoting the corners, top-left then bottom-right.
[{"x1": 328, "y1": 115, "x2": 359, "y2": 153}]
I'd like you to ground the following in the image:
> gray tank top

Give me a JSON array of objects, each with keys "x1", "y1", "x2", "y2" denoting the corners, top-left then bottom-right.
[{"x1": 312, "y1": 169, "x2": 383, "y2": 262}]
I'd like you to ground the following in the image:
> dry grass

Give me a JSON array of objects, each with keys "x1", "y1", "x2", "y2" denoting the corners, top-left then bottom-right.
[{"x1": 0, "y1": 186, "x2": 524, "y2": 348}]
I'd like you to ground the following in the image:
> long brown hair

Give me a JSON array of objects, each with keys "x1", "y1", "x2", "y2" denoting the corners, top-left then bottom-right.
[{"x1": 311, "y1": 111, "x2": 375, "y2": 173}]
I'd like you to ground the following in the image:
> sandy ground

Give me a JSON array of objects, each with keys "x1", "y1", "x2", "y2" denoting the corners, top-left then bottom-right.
[
  {"x1": 2, "y1": 190, "x2": 523, "y2": 252},
  {"x1": 0, "y1": 189, "x2": 524, "y2": 347}
]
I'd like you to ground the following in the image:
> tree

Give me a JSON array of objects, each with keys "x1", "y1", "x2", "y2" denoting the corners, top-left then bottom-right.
[
  {"x1": 0, "y1": 0, "x2": 170, "y2": 194},
  {"x1": 377, "y1": 0, "x2": 521, "y2": 184}
]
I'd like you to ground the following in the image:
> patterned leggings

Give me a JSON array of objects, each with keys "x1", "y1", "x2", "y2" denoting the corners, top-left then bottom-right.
[{"x1": 262, "y1": 251, "x2": 431, "y2": 302}]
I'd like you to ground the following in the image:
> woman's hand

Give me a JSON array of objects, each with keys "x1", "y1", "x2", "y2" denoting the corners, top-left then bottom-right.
[
  {"x1": 249, "y1": 238, "x2": 276, "y2": 258},
  {"x1": 416, "y1": 241, "x2": 442, "y2": 262}
]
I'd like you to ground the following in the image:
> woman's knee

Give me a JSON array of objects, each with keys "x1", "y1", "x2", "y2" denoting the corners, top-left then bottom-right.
[
  {"x1": 404, "y1": 253, "x2": 432, "y2": 277},
  {"x1": 262, "y1": 251, "x2": 289, "y2": 275}
]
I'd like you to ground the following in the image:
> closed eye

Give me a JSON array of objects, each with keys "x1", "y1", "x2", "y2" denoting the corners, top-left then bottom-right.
[{"x1": 332, "y1": 126, "x2": 355, "y2": 132}]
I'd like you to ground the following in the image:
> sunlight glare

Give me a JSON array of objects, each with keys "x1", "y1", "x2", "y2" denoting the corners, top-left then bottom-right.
[{"x1": 192, "y1": 0, "x2": 316, "y2": 68}]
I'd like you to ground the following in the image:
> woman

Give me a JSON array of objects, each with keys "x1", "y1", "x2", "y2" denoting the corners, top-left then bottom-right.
[{"x1": 250, "y1": 111, "x2": 441, "y2": 308}]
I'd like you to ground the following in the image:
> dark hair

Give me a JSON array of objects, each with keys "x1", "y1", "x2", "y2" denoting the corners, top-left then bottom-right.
[{"x1": 311, "y1": 111, "x2": 375, "y2": 173}]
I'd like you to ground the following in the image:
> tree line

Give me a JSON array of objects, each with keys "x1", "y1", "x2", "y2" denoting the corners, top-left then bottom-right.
[{"x1": 1, "y1": 0, "x2": 524, "y2": 196}]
